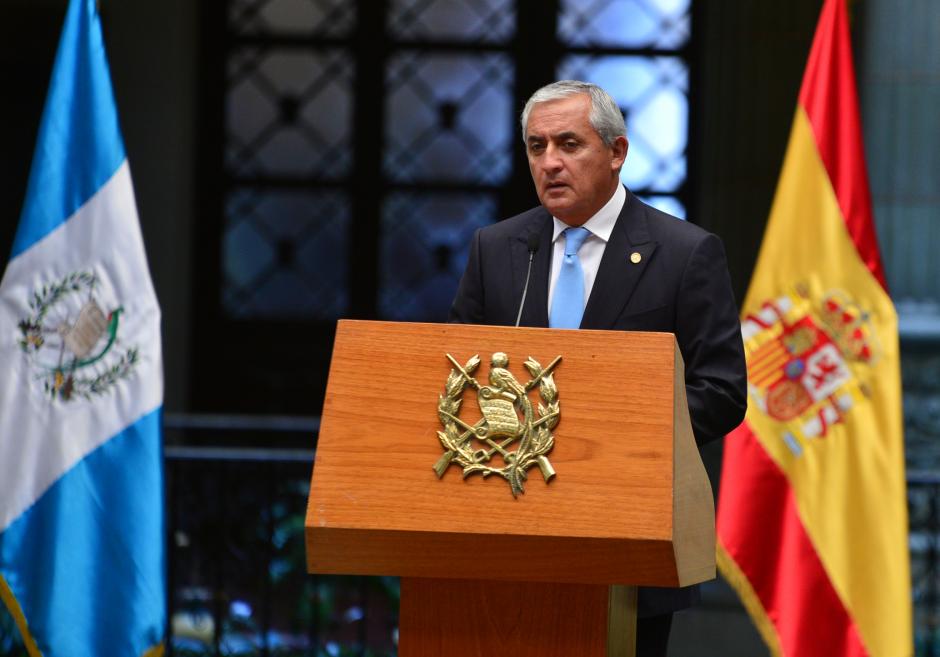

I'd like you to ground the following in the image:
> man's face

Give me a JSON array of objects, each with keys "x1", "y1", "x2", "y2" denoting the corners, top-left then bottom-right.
[{"x1": 525, "y1": 94, "x2": 627, "y2": 226}]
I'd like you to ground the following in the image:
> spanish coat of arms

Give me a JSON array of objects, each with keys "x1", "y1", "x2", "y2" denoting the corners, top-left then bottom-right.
[
  {"x1": 742, "y1": 285, "x2": 879, "y2": 456},
  {"x1": 433, "y1": 352, "x2": 561, "y2": 497}
]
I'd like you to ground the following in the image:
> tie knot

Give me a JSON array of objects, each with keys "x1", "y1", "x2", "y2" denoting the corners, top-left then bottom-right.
[{"x1": 563, "y1": 227, "x2": 591, "y2": 256}]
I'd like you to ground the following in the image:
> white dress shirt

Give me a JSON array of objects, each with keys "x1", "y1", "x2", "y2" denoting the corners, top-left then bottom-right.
[{"x1": 547, "y1": 183, "x2": 626, "y2": 313}]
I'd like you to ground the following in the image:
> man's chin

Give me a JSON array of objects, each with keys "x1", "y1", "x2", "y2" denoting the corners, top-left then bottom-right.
[
  {"x1": 541, "y1": 200, "x2": 583, "y2": 223},
  {"x1": 539, "y1": 196, "x2": 572, "y2": 217}
]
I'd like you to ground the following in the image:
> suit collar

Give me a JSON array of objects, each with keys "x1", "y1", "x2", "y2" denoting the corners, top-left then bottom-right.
[
  {"x1": 619, "y1": 187, "x2": 653, "y2": 245},
  {"x1": 510, "y1": 209, "x2": 553, "y2": 327},
  {"x1": 580, "y1": 188, "x2": 659, "y2": 329}
]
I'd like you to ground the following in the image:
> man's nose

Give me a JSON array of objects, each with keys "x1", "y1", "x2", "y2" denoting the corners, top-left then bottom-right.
[{"x1": 541, "y1": 144, "x2": 564, "y2": 172}]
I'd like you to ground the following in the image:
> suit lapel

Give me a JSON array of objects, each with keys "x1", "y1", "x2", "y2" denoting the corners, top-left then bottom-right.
[
  {"x1": 581, "y1": 190, "x2": 658, "y2": 329},
  {"x1": 509, "y1": 210, "x2": 553, "y2": 327}
]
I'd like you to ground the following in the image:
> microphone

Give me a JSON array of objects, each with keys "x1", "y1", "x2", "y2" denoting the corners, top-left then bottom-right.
[{"x1": 515, "y1": 232, "x2": 541, "y2": 327}]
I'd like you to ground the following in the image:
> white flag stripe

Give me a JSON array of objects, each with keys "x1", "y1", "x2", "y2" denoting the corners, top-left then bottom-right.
[{"x1": 0, "y1": 162, "x2": 162, "y2": 532}]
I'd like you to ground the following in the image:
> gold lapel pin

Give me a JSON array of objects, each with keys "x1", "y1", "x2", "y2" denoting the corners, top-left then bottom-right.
[{"x1": 630, "y1": 252, "x2": 642, "y2": 264}]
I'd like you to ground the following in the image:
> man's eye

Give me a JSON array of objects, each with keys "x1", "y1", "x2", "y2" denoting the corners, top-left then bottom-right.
[
  {"x1": 563, "y1": 141, "x2": 579, "y2": 151},
  {"x1": 529, "y1": 143, "x2": 545, "y2": 154}
]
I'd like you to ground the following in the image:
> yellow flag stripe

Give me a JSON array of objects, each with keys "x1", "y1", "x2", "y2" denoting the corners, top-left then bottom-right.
[
  {"x1": 0, "y1": 574, "x2": 44, "y2": 657},
  {"x1": 717, "y1": 542, "x2": 783, "y2": 657},
  {"x1": 748, "y1": 355, "x2": 789, "y2": 384},
  {"x1": 751, "y1": 343, "x2": 786, "y2": 366},
  {"x1": 142, "y1": 643, "x2": 165, "y2": 657}
]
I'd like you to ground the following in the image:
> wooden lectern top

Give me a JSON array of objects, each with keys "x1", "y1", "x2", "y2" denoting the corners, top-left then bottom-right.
[{"x1": 305, "y1": 320, "x2": 715, "y2": 588}]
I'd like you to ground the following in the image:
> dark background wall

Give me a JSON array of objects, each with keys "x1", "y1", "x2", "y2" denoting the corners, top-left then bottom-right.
[
  {"x1": 0, "y1": 0, "x2": 823, "y2": 417},
  {"x1": 693, "y1": 3, "x2": 820, "y2": 301}
]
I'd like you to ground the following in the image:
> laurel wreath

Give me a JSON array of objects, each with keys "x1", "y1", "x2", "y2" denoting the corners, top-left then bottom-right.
[
  {"x1": 437, "y1": 355, "x2": 560, "y2": 496},
  {"x1": 43, "y1": 348, "x2": 140, "y2": 402},
  {"x1": 17, "y1": 271, "x2": 98, "y2": 353}
]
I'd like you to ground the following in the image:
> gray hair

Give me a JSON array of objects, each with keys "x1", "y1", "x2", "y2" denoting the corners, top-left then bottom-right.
[{"x1": 520, "y1": 80, "x2": 626, "y2": 146}]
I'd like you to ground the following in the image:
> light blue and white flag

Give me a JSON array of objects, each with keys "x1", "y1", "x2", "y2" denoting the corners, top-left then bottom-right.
[{"x1": 0, "y1": 0, "x2": 165, "y2": 655}]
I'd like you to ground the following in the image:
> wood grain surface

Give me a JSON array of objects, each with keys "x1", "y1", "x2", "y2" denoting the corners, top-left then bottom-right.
[
  {"x1": 398, "y1": 578, "x2": 630, "y2": 657},
  {"x1": 305, "y1": 320, "x2": 714, "y2": 586}
]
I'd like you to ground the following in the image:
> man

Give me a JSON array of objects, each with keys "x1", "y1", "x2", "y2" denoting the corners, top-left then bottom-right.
[{"x1": 449, "y1": 80, "x2": 748, "y2": 656}]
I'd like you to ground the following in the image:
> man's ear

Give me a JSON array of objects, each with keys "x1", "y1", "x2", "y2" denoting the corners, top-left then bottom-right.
[{"x1": 610, "y1": 135, "x2": 628, "y2": 170}]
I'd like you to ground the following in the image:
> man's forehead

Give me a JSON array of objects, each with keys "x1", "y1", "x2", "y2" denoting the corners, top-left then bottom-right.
[
  {"x1": 526, "y1": 129, "x2": 582, "y2": 143},
  {"x1": 525, "y1": 95, "x2": 592, "y2": 136}
]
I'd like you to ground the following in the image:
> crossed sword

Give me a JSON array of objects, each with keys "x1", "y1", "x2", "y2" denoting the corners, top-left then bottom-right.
[{"x1": 432, "y1": 354, "x2": 561, "y2": 479}]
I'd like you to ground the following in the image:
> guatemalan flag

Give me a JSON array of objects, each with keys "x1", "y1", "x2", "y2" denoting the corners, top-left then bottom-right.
[{"x1": 0, "y1": 1, "x2": 166, "y2": 655}]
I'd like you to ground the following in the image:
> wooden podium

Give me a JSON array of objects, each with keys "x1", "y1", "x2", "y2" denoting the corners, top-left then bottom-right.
[{"x1": 305, "y1": 320, "x2": 715, "y2": 657}]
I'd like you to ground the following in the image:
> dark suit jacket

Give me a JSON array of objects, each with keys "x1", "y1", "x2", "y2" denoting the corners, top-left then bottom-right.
[{"x1": 449, "y1": 188, "x2": 748, "y2": 616}]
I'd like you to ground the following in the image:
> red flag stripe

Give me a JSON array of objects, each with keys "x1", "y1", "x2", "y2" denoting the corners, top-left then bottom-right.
[
  {"x1": 797, "y1": 0, "x2": 887, "y2": 291},
  {"x1": 717, "y1": 422, "x2": 869, "y2": 657}
]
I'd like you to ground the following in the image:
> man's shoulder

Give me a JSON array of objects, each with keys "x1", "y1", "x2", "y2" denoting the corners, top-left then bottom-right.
[
  {"x1": 475, "y1": 197, "x2": 722, "y2": 251},
  {"x1": 478, "y1": 205, "x2": 549, "y2": 242},
  {"x1": 636, "y1": 198, "x2": 710, "y2": 240},
  {"x1": 628, "y1": 195, "x2": 719, "y2": 254}
]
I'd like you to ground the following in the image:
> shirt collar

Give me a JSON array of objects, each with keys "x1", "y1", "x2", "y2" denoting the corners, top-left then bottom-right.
[{"x1": 551, "y1": 183, "x2": 626, "y2": 244}]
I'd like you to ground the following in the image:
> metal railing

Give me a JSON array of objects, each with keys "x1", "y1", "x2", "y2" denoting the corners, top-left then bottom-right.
[
  {"x1": 910, "y1": 471, "x2": 940, "y2": 656},
  {"x1": 159, "y1": 415, "x2": 940, "y2": 656},
  {"x1": 162, "y1": 414, "x2": 397, "y2": 657}
]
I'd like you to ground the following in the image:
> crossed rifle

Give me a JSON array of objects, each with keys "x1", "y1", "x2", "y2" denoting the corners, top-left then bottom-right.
[{"x1": 432, "y1": 353, "x2": 560, "y2": 479}]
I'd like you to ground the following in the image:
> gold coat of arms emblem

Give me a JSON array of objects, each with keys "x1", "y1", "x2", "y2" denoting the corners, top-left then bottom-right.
[{"x1": 433, "y1": 352, "x2": 561, "y2": 497}]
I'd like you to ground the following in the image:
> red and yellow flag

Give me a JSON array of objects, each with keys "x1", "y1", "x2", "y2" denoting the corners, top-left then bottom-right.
[{"x1": 716, "y1": 1, "x2": 911, "y2": 656}]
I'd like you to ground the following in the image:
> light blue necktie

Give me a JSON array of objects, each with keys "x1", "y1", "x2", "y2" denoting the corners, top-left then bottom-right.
[{"x1": 549, "y1": 227, "x2": 591, "y2": 329}]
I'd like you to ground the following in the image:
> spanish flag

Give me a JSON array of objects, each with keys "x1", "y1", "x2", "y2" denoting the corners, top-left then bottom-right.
[{"x1": 715, "y1": 1, "x2": 911, "y2": 656}]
